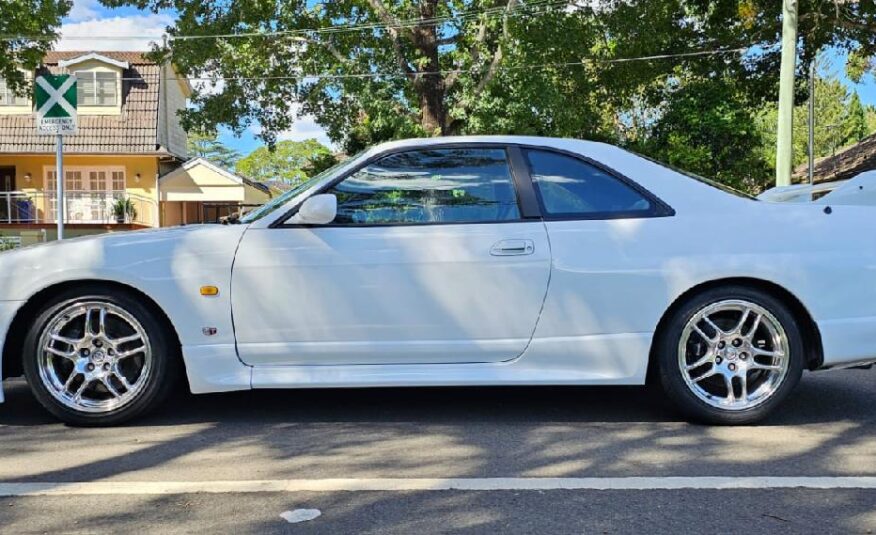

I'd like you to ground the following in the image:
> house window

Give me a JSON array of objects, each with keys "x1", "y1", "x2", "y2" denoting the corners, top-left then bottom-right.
[
  {"x1": 44, "y1": 166, "x2": 126, "y2": 222},
  {"x1": 46, "y1": 167, "x2": 124, "y2": 193},
  {"x1": 112, "y1": 171, "x2": 125, "y2": 190},
  {"x1": 46, "y1": 170, "x2": 84, "y2": 191},
  {"x1": 75, "y1": 71, "x2": 118, "y2": 106},
  {"x1": 0, "y1": 77, "x2": 29, "y2": 107}
]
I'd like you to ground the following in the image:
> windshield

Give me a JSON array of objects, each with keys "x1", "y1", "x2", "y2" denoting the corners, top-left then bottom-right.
[{"x1": 239, "y1": 153, "x2": 361, "y2": 223}]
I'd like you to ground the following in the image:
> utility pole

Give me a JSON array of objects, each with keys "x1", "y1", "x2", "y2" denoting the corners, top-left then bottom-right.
[
  {"x1": 807, "y1": 59, "x2": 816, "y2": 184},
  {"x1": 775, "y1": 0, "x2": 799, "y2": 186}
]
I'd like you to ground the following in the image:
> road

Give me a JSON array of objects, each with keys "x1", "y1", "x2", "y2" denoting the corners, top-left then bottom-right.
[{"x1": 0, "y1": 368, "x2": 874, "y2": 534}]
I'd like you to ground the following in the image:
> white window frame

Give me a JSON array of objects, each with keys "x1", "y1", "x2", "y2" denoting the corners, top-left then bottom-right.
[
  {"x1": 74, "y1": 70, "x2": 119, "y2": 107},
  {"x1": 44, "y1": 165, "x2": 126, "y2": 193},
  {"x1": 43, "y1": 166, "x2": 127, "y2": 222},
  {"x1": 0, "y1": 72, "x2": 32, "y2": 111},
  {"x1": 0, "y1": 78, "x2": 28, "y2": 106}
]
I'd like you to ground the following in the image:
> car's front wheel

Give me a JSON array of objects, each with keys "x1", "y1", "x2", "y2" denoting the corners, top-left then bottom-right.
[
  {"x1": 22, "y1": 285, "x2": 179, "y2": 426},
  {"x1": 656, "y1": 286, "x2": 804, "y2": 425}
]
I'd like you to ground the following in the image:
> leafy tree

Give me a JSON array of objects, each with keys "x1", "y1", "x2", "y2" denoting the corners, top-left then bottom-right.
[
  {"x1": 236, "y1": 139, "x2": 336, "y2": 185},
  {"x1": 187, "y1": 130, "x2": 241, "y2": 169},
  {"x1": 866, "y1": 104, "x2": 876, "y2": 135},
  {"x1": 844, "y1": 92, "x2": 868, "y2": 144},
  {"x1": 100, "y1": 0, "x2": 876, "y2": 188},
  {"x1": 757, "y1": 70, "x2": 872, "y2": 178},
  {"x1": 0, "y1": 0, "x2": 71, "y2": 95},
  {"x1": 101, "y1": 1, "x2": 778, "y2": 152},
  {"x1": 633, "y1": 78, "x2": 771, "y2": 193}
]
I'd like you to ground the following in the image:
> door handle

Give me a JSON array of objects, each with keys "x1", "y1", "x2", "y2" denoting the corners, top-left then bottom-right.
[{"x1": 490, "y1": 239, "x2": 535, "y2": 256}]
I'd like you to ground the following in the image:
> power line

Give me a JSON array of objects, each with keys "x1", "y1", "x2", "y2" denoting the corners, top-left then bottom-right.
[
  {"x1": 116, "y1": 46, "x2": 759, "y2": 84},
  {"x1": 0, "y1": 0, "x2": 571, "y2": 43}
]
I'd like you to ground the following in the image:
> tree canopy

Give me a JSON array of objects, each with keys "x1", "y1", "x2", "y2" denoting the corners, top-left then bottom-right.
[
  {"x1": 757, "y1": 66, "x2": 876, "y2": 178},
  {"x1": 236, "y1": 139, "x2": 336, "y2": 185},
  {"x1": 187, "y1": 130, "x2": 241, "y2": 169},
  {"x1": 101, "y1": 1, "x2": 784, "y2": 148},
  {"x1": 98, "y1": 0, "x2": 876, "y2": 191},
  {"x1": 0, "y1": 0, "x2": 70, "y2": 94}
]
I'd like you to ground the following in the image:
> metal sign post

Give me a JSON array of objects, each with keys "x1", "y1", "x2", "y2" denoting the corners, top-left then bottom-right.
[
  {"x1": 34, "y1": 74, "x2": 77, "y2": 240},
  {"x1": 56, "y1": 134, "x2": 64, "y2": 238}
]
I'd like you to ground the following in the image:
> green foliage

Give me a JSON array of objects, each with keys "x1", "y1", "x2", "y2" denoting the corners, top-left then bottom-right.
[
  {"x1": 866, "y1": 104, "x2": 876, "y2": 134},
  {"x1": 0, "y1": 0, "x2": 71, "y2": 95},
  {"x1": 236, "y1": 139, "x2": 336, "y2": 185},
  {"x1": 187, "y1": 130, "x2": 241, "y2": 169},
  {"x1": 101, "y1": 0, "x2": 876, "y2": 189},
  {"x1": 632, "y1": 79, "x2": 771, "y2": 193},
  {"x1": 111, "y1": 197, "x2": 137, "y2": 221},
  {"x1": 0, "y1": 237, "x2": 19, "y2": 252},
  {"x1": 102, "y1": 1, "x2": 781, "y2": 152},
  {"x1": 756, "y1": 69, "x2": 874, "y2": 179},
  {"x1": 845, "y1": 92, "x2": 868, "y2": 144}
]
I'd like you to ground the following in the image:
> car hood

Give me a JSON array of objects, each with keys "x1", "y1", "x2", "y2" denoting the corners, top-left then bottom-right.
[{"x1": 0, "y1": 224, "x2": 249, "y2": 302}]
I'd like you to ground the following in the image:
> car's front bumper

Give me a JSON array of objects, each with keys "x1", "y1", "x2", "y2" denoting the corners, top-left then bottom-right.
[{"x1": 0, "y1": 300, "x2": 25, "y2": 404}]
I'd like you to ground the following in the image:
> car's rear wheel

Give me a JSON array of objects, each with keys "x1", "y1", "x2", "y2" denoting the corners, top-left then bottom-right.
[
  {"x1": 656, "y1": 286, "x2": 804, "y2": 424},
  {"x1": 22, "y1": 286, "x2": 179, "y2": 426}
]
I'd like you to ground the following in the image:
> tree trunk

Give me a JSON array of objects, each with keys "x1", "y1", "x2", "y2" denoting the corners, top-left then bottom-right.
[
  {"x1": 413, "y1": 0, "x2": 448, "y2": 135},
  {"x1": 417, "y1": 75, "x2": 446, "y2": 134}
]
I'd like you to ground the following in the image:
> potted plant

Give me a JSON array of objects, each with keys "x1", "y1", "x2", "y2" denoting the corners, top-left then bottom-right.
[{"x1": 111, "y1": 197, "x2": 137, "y2": 224}]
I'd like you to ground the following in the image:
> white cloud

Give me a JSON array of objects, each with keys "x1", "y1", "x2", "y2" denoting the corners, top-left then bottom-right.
[
  {"x1": 248, "y1": 104, "x2": 334, "y2": 149},
  {"x1": 67, "y1": 0, "x2": 102, "y2": 22},
  {"x1": 276, "y1": 115, "x2": 333, "y2": 148},
  {"x1": 57, "y1": 13, "x2": 171, "y2": 51}
]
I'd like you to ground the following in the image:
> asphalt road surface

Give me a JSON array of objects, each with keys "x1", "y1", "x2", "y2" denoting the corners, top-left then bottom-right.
[{"x1": 0, "y1": 368, "x2": 874, "y2": 534}]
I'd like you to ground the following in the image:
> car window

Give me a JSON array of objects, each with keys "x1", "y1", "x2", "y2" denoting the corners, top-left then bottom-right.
[
  {"x1": 525, "y1": 149, "x2": 652, "y2": 217},
  {"x1": 240, "y1": 151, "x2": 365, "y2": 224},
  {"x1": 327, "y1": 148, "x2": 521, "y2": 225}
]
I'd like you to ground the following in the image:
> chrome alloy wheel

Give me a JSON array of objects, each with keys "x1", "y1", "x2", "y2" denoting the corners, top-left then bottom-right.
[
  {"x1": 36, "y1": 301, "x2": 152, "y2": 413},
  {"x1": 677, "y1": 299, "x2": 790, "y2": 411}
]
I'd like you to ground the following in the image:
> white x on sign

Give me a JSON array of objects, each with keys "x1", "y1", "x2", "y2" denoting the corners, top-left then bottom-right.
[{"x1": 35, "y1": 75, "x2": 78, "y2": 135}]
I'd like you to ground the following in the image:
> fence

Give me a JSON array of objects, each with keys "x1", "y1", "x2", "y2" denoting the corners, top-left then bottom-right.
[{"x1": 0, "y1": 191, "x2": 158, "y2": 227}]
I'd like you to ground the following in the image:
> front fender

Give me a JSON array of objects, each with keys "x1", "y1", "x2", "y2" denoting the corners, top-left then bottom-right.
[{"x1": 0, "y1": 224, "x2": 248, "y2": 403}]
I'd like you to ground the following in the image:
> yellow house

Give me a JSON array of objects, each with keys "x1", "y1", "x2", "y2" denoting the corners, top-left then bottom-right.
[
  {"x1": 159, "y1": 157, "x2": 272, "y2": 225},
  {"x1": 0, "y1": 51, "x2": 271, "y2": 246}
]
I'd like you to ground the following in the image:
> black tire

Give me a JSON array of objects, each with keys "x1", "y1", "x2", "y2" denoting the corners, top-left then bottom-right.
[
  {"x1": 656, "y1": 285, "x2": 804, "y2": 425},
  {"x1": 22, "y1": 284, "x2": 180, "y2": 426}
]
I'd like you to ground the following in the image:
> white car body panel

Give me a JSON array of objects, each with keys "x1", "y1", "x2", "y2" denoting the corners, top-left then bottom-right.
[
  {"x1": 0, "y1": 225, "x2": 247, "y2": 402},
  {"x1": 2, "y1": 135, "x2": 876, "y2": 404},
  {"x1": 758, "y1": 170, "x2": 876, "y2": 206},
  {"x1": 232, "y1": 222, "x2": 551, "y2": 365},
  {"x1": 819, "y1": 171, "x2": 876, "y2": 206}
]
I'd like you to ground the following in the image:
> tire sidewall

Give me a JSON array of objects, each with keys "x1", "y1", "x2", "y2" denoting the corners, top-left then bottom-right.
[
  {"x1": 657, "y1": 286, "x2": 805, "y2": 425},
  {"x1": 22, "y1": 286, "x2": 177, "y2": 426}
]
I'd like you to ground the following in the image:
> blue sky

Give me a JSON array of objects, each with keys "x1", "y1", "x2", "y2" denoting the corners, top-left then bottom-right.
[{"x1": 60, "y1": 0, "x2": 876, "y2": 157}]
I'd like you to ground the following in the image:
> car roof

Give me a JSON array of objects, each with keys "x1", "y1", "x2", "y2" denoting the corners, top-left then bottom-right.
[{"x1": 366, "y1": 135, "x2": 607, "y2": 156}]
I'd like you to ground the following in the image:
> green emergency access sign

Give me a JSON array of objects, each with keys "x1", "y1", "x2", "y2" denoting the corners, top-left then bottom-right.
[{"x1": 35, "y1": 74, "x2": 77, "y2": 135}]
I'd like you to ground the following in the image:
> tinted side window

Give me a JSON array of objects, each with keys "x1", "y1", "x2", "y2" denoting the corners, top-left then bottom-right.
[
  {"x1": 525, "y1": 150, "x2": 652, "y2": 217},
  {"x1": 328, "y1": 148, "x2": 520, "y2": 225}
]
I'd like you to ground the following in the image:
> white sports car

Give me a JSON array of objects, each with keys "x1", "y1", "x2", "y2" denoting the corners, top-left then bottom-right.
[{"x1": 1, "y1": 136, "x2": 874, "y2": 426}]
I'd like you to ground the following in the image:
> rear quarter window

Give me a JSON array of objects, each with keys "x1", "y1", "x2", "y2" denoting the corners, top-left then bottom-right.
[{"x1": 525, "y1": 149, "x2": 654, "y2": 218}]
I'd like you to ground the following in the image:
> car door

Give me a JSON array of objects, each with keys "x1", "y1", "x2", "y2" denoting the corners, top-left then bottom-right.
[{"x1": 231, "y1": 145, "x2": 551, "y2": 366}]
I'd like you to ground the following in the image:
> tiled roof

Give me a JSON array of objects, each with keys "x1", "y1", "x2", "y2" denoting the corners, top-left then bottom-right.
[
  {"x1": 792, "y1": 133, "x2": 876, "y2": 184},
  {"x1": 0, "y1": 51, "x2": 165, "y2": 155}
]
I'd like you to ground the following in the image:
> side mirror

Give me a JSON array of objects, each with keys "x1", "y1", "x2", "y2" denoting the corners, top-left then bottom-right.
[{"x1": 288, "y1": 193, "x2": 337, "y2": 225}]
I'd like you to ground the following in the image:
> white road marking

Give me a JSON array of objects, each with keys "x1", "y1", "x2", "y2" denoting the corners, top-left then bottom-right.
[
  {"x1": 1, "y1": 477, "x2": 876, "y2": 496},
  {"x1": 280, "y1": 509, "x2": 321, "y2": 523}
]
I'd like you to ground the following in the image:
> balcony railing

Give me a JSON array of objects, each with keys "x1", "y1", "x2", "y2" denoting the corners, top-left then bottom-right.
[{"x1": 0, "y1": 191, "x2": 158, "y2": 227}]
